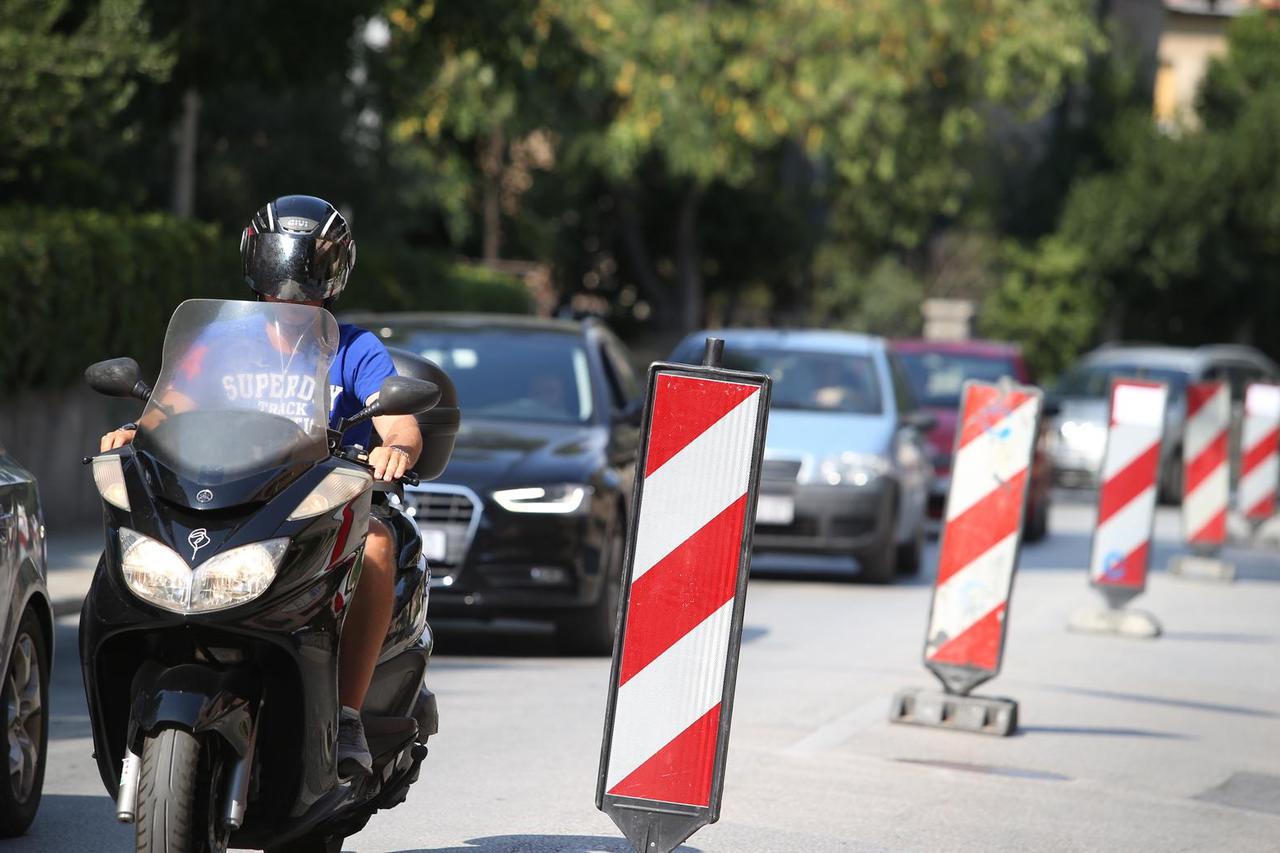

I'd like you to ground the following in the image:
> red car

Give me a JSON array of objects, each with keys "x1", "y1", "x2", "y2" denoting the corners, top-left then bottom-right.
[{"x1": 890, "y1": 339, "x2": 1052, "y2": 541}]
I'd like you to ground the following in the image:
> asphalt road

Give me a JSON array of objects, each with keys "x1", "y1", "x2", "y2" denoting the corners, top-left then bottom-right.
[{"x1": 16, "y1": 493, "x2": 1280, "y2": 852}]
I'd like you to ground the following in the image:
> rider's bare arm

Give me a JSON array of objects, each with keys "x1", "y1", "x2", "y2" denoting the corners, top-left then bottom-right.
[
  {"x1": 98, "y1": 388, "x2": 196, "y2": 452},
  {"x1": 369, "y1": 410, "x2": 422, "y2": 482}
]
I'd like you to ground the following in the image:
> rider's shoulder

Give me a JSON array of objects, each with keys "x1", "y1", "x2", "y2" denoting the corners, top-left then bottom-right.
[{"x1": 337, "y1": 323, "x2": 392, "y2": 358}]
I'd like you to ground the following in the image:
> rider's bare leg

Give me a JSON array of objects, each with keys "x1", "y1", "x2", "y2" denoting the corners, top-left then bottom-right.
[{"x1": 338, "y1": 518, "x2": 395, "y2": 710}]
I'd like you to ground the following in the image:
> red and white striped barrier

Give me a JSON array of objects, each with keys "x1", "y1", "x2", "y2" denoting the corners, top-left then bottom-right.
[
  {"x1": 1181, "y1": 381, "x2": 1229, "y2": 549},
  {"x1": 1240, "y1": 383, "x2": 1280, "y2": 523},
  {"x1": 922, "y1": 381, "x2": 1042, "y2": 698},
  {"x1": 1089, "y1": 379, "x2": 1169, "y2": 602},
  {"x1": 598, "y1": 351, "x2": 769, "y2": 853}
]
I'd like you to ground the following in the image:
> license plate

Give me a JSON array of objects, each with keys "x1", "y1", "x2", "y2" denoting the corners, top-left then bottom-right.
[
  {"x1": 420, "y1": 529, "x2": 448, "y2": 562},
  {"x1": 755, "y1": 494, "x2": 795, "y2": 526}
]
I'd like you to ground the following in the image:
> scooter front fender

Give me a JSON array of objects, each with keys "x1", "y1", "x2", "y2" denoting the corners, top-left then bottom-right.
[{"x1": 128, "y1": 661, "x2": 259, "y2": 758}]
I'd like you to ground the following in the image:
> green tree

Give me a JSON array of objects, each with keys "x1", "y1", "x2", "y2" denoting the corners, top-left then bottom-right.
[
  {"x1": 997, "y1": 10, "x2": 1280, "y2": 370},
  {"x1": 0, "y1": 0, "x2": 171, "y2": 199}
]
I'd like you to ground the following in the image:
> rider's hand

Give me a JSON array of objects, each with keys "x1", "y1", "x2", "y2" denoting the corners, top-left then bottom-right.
[
  {"x1": 368, "y1": 445, "x2": 411, "y2": 482},
  {"x1": 100, "y1": 428, "x2": 137, "y2": 453}
]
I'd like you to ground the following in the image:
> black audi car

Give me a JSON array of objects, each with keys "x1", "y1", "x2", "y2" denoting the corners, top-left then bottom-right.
[{"x1": 342, "y1": 312, "x2": 642, "y2": 653}]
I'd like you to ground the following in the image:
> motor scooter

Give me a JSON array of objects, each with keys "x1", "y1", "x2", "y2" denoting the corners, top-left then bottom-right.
[{"x1": 80, "y1": 298, "x2": 459, "y2": 852}]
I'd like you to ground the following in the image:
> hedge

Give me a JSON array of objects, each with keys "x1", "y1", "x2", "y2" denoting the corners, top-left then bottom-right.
[{"x1": 0, "y1": 208, "x2": 530, "y2": 389}]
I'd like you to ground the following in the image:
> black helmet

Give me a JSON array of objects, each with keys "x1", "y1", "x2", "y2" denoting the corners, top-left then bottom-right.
[{"x1": 241, "y1": 195, "x2": 356, "y2": 303}]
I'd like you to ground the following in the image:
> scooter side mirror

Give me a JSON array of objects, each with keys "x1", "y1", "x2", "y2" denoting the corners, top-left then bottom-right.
[
  {"x1": 375, "y1": 376, "x2": 441, "y2": 417},
  {"x1": 85, "y1": 357, "x2": 153, "y2": 401}
]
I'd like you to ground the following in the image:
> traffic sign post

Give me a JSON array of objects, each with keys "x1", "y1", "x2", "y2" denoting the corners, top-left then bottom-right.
[
  {"x1": 890, "y1": 380, "x2": 1043, "y2": 737},
  {"x1": 1168, "y1": 381, "x2": 1235, "y2": 582},
  {"x1": 596, "y1": 339, "x2": 770, "y2": 853},
  {"x1": 1069, "y1": 378, "x2": 1169, "y2": 638}
]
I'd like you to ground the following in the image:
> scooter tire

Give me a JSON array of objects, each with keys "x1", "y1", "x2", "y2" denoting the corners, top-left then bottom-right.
[{"x1": 135, "y1": 728, "x2": 202, "y2": 853}]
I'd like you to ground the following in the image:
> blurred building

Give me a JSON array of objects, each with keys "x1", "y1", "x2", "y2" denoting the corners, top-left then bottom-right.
[{"x1": 1114, "y1": 0, "x2": 1274, "y2": 129}]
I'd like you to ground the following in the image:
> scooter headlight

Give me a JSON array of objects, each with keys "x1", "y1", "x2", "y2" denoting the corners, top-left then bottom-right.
[
  {"x1": 287, "y1": 468, "x2": 372, "y2": 520},
  {"x1": 189, "y1": 539, "x2": 288, "y2": 612},
  {"x1": 92, "y1": 455, "x2": 130, "y2": 511},
  {"x1": 118, "y1": 528, "x2": 288, "y2": 613},
  {"x1": 119, "y1": 529, "x2": 188, "y2": 611}
]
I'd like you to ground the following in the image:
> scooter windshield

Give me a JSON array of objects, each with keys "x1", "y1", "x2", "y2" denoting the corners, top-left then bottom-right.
[{"x1": 134, "y1": 299, "x2": 339, "y2": 485}]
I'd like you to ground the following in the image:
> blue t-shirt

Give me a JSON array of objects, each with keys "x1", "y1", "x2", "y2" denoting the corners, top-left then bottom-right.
[
  {"x1": 169, "y1": 321, "x2": 396, "y2": 449},
  {"x1": 328, "y1": 324, "x2": 397, "y2": 448}
]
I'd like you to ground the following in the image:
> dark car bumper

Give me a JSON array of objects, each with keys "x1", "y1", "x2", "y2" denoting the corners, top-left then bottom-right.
[
  {"x1": 405, "y1": 485, "x2": 612, "y2": 619},
  {"x1": 752, "y1": 480, "x2": 896, "y2": 556}
]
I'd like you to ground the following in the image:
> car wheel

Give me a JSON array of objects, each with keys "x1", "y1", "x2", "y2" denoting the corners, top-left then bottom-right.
[
  {"x1": 856, "y1": 518, "x2": 898, "y2": 585},
  {"x1": 557, "y1": 522, "x2": 625, "y2": 656},
  {"x1": 1023, "y1": 498, "x2": 1049, "y2": 543},
  {"x1": 896, "y1": 524, "x2": 923, "y2": 576},
  {"x1": 1158, "y1": 450, "x2": 1183, "y2": 505},
  {"x1": 0, "y1": 608, "x2": 48, "y2": 838}
]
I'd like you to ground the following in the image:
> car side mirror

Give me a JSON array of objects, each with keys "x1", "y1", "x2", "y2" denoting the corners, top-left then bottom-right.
[
  {"x1": 904, "y1": 411, "x2": 936, "y2": 432},
  {"x1": 1043, "y1": 395, "x2": 1062, "y2": 418},
  {"x1": 85, "y1": 358, "x2": 152, "y2": 401}
]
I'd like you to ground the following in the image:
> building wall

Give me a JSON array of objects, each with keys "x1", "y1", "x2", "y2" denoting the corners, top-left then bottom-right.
[{"x1": 1154, "y1": 12, "x2": 1231, "y2": 126}]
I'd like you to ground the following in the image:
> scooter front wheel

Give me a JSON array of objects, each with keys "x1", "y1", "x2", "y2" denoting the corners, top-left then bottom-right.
[{"x1": 135, "y1": 728, "x2": 222, "y2": 853}]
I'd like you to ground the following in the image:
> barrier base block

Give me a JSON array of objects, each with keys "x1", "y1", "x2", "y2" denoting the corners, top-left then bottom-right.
[
  {"x1": 889, "y1": 688, "x2": 1017, "y2": 736},
  {"x1": 1067, "y1": 605, "x2": 1161, "y2": 639},
  {"x1": 1167, "y1": 554, "x2": 1236, "y2": 583}
]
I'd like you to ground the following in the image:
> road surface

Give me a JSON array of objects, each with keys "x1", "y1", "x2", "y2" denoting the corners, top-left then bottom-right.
[{"x1": 17, "y1": 494, "x2": 1280, "y2": 852}]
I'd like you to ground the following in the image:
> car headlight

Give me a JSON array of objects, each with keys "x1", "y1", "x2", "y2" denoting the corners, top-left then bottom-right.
[
  {"x1": 813, "y1": 452, "x2": 892, "y2": 487},
  {"x1": 287, "y1": 467, "x2": 371, "y2": 520},
  {"x1": 1058, "y1": 420, "x2": 1106, "y2": 452},
  {"x1": 92, "y1": 455, "x2": 130, "y2": 511},
  {"x1": 492, "y1": 484, "x2": 591, "y2": 514},
  {"x1": 119, "y1": 528, "x2": 287, "y2": 613}
]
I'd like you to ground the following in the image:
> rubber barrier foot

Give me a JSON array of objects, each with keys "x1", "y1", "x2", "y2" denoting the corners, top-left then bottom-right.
[
  {"x1": 1066, "y1": 606, "x2": 1161, "y2": 638},
  {"x1": 888, "y1": 688, "x2": 1017, "y2": 736},
  {"x1": 1167, "y1": 554, "x2": 1236, "y2": 583}
]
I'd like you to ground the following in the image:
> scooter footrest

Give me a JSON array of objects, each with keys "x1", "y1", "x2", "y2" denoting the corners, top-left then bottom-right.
[{"x1": 362, "y1": 714, "x2": 418, "y2": 759}]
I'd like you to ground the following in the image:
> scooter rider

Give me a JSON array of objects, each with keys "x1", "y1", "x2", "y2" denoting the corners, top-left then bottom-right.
[{"x1": 99, "y1": 195, "x2": 421, "y2": 778}]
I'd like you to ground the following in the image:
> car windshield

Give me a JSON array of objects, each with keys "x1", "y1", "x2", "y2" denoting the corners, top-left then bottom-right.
[
  {"x1": 1055, "y1": 363, "x2": 1189, "y2": 400},
  {"x1": 134, "y1": 299, "x2": 338, "y2": 484},
  {"x1": 380, "y1": 326, "x2": 594, "y2": 424},
  {"x1": 897, "y1": 350, "x2": 1019, "y2": 409},
  {"x1": 681, "y1": 345, "x2": 882, "y2": 414}
]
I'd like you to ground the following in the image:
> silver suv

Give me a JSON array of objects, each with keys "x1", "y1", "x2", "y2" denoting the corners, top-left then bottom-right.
[{"x1": 1049, "y1": 343, "x2": 1278, "y2": 501}]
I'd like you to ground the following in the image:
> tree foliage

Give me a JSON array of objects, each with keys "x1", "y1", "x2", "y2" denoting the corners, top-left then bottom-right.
[
  {"x1": 999, "y1": 10, "x2": 1280, "y2": 373},
  {"x1": 0, "y1": 0, "x2": 171, "y2": 191}
]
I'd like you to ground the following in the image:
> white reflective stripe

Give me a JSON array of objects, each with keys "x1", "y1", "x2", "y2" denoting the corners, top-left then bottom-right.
[
  {"x1": 925, "y1": 532, "x2": 1018, "y2": 654},
  {"x1": 945, "y1": 396, "x2": 1040, "y2": 522},
  {"x1": 606, "y1": 600, "x2": 734, "y2": 790},
  {"x1": 1242, "y1": 415, "x2": 1278, "y2": 452},
  {"x1": 1246, "y1": 384, "x2": 1280, "y2": 419},
  {"x1": 631, "y1": 394, "x2": 760, "y2": 581},
  {"x1": 1183, "y1": 463, "x2": 1228, "y2": 536},
  {"x1": 1184, "y1": 387, "x2": 1229, "y2": 461},
  {"x1": 1112, "y1": 384, "x2": 1167, "y2": 428},
  {"x1": 1101, "y1": 425, "x2": 1160, "y2": 481},
  {"x1": 1239, "y1": 456, "x2": 1278, "y2": 512},
  {"x1": 1090, "y1": 485, "x2": 1158, "y2": 579}
]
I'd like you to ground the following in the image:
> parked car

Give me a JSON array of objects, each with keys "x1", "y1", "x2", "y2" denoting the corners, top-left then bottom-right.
[
  {"x1": 1049, "y1": 344, "x2": 1279, "y2": 501},
  {"x1": 891, "y1": 339, "x2": 1053, "y2": 541},
  {"x1": 0, "y1": 442, "x2": 52, "y2": 836},
  {"x1": 670, "y1": 329, "x2": 932, "y2": 583},
  {"x1": 342, "y1": 312, "x2": 641, "y2": 654}
]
